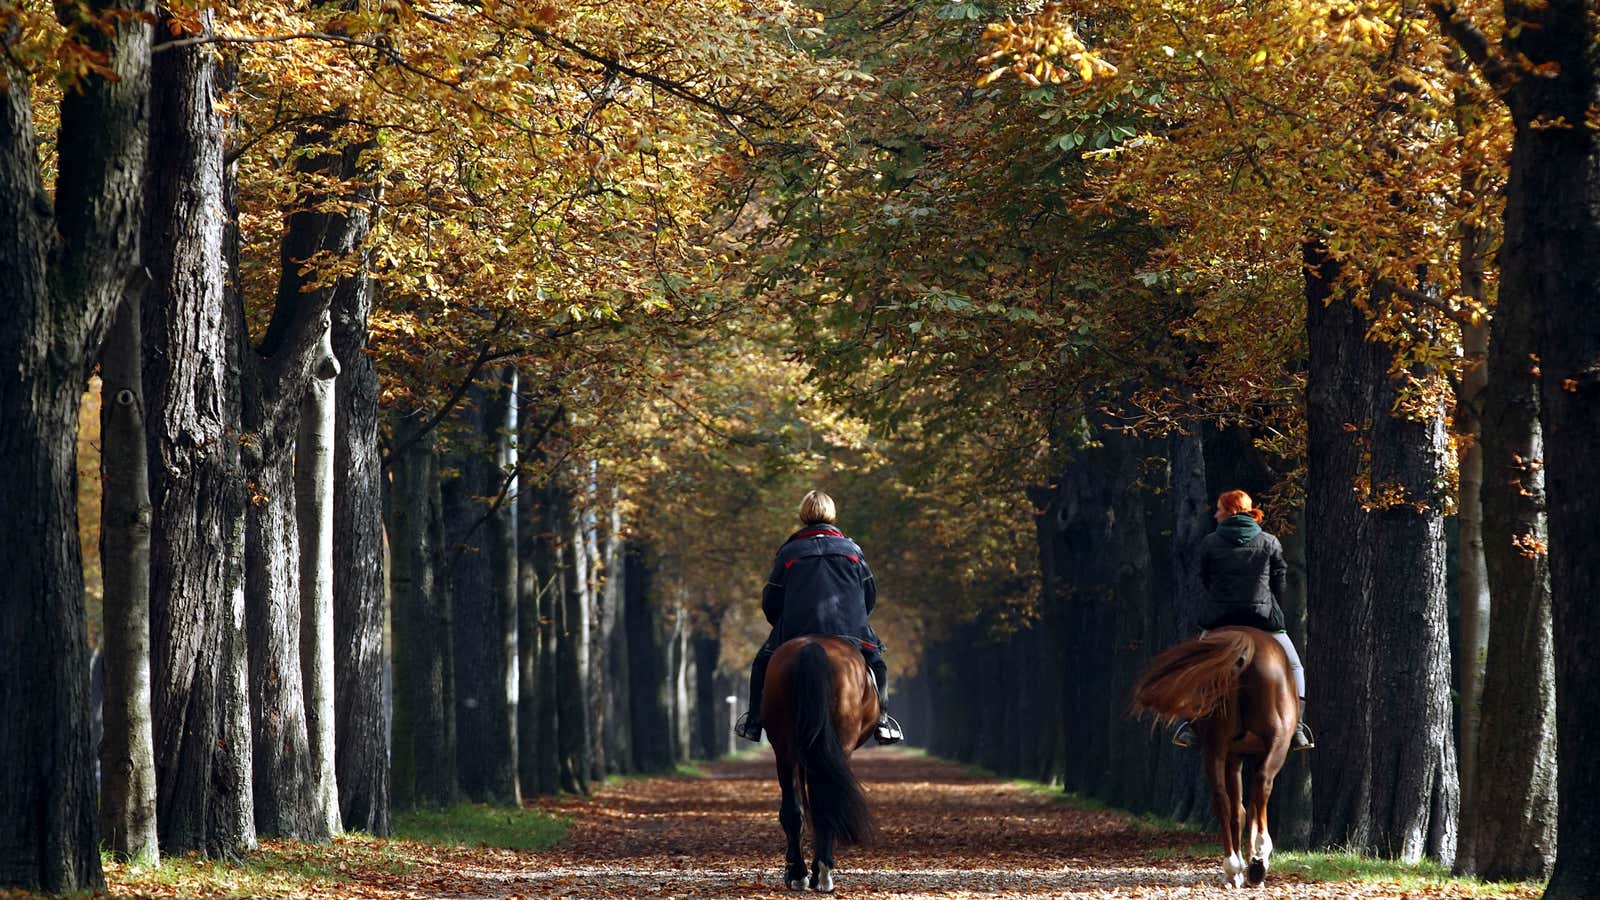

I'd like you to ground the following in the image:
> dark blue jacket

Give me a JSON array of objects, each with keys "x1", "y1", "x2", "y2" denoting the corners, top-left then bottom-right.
[{"x1": 762, "y1": 524, "x2": 879, "y2": 646}]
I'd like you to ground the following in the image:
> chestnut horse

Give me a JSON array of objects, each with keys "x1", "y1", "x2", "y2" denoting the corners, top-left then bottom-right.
[
  {"x1": 1133, "y1": 627, "x2": 1298, "y2": 888},
  {"x1": 762, "y1": 635, "x2": 877, "y2": 893}
]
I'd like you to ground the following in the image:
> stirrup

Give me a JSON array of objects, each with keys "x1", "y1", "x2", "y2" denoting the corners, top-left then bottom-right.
[
  {"x1": 875, "y1": 712, "x2": 903, "y2": 745},
  {"x1": 1171, "y1": 720, "x2": 1196, "y2": 749},
  {"x1": 734, "y1": 711, "x2": 763, "y2": 743},
  {"x1": 1292, "y1": 721, "x2": 1316, "y2": 751}
]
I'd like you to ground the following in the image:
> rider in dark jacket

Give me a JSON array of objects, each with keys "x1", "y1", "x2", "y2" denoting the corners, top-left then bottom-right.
[
  {"x1": 733, "y1": 491, "x2": 902, "y2": 745},
  {"x1": 1173, "y1": 490, "x2": 1316, "y2": 751}
]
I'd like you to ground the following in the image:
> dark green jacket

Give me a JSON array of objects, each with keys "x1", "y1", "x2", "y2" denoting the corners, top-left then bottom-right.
[{"x1": 1197, "y1": 514, "x2": 1287, "y2": 632}]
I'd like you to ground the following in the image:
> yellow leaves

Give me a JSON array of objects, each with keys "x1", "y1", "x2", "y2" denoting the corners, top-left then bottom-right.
[{"x1": 977, "y1": 4, "x2": 1116, "y2": 88}]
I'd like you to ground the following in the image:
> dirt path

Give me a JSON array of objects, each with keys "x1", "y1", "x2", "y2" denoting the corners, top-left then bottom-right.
[{"x1": 423, "y1": 749, "x2": 1528, "y2": 899}]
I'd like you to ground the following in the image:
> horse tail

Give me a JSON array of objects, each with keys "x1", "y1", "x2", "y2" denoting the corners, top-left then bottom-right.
[
  {"x1": 1132, "y1": 629, "x2": 1256, "y2": 724},
  {"x1": 791, "y1": 641, "x2": 874, "y2": 845}
]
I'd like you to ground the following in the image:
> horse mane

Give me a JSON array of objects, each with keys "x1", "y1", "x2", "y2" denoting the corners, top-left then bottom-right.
[{"x1": 1131, "y1": 629, "x2": 1257, "y2": 724}]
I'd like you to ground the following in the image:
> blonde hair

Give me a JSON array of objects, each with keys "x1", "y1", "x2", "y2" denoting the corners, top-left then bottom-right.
[
  {"x1": 1217, "y1": 489, "x2": 1265, "y2": 523},
  {"x1": 798, "y1": 490, "x2": 837, "y2": 525}
]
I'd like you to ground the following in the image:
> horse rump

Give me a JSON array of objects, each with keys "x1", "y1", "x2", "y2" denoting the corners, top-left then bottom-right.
[
  {"x1": 791, "y1": 641, "x2": 874, "y2": 845},
  {"x1": 1132, "y1": 629, "x2": 1257, "y2": 724}
]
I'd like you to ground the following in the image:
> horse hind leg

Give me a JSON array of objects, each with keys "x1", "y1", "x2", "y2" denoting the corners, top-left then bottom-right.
[
  {"x1": 1247, "y1": 749, "x2": 1285, "y2": 885},
  {"x1": 778, "y1": 762, "x2": 807, "y2": 890},
  {"x1": 1206, "y1": 752, "x2": 1246, "y2": 889},
  {"x1": 810, "y1": 817, "x2": 836, "y2": 893}
]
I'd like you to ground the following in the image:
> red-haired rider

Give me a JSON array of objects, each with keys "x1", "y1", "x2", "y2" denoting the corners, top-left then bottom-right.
[
  {"x1": 733, "y1": 490, "x2": 902, "y2": 745},
  {"x1": 1172, "y1": 490, "x2": 1316, "y2": 751}
]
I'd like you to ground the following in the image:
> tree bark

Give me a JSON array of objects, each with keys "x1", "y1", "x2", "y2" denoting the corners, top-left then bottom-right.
[
  {"x1": 601, "y1": 506, "x2": 633, "y2": 774},
  {"x1": 386, "y1": 418, "x2": 457, "y2": 809},
  {"x1": 444, "y1": 377, "x2": 521, "y2": 805},
  {"x1": 517, "y1": 461, "x2": 544, "y2": 793},
  {"x1": 585, "y1": 500, "x2": 608, "y2": 781},
  {"x1": 245, "y1": 419, "x2": 323, "y2": 839},
  {"x1": 625, "y1": 543, "x2": 674, "y2": 772},
  {"x1": 1364, "y1": 357, "x2": 1458, "y2": 863},
  {"x1": 536, "y1": 484, "x2": 564, "y2": 794},
  {"x1": 297, "y1": 334, "x2": 342, "y2": 838},
  {"x1": 331, "y1": 198, "x2": 388, "y2": 837},
  {"x1": 0, "y1": 3, "x2": 150, "y2": 889},
  {"x1": 1304, "y1": 243, "x2": 1382, "y2": 851},
  {"x1": 1164, "y1": 428, "x2": 1211, "y2": 823},
  {"x1": 99, "y1": 289, "x2": 160, "y2": 864},
  {"x1": 559, "y1": 482, "x2": 594, "y2": 793},
  {"x1": 1497, "y1": 7, "x2": 1600, "y2": 893},
  {"x1": 1453, "y1": 236, "x2": 1491, "y2": 847},
  {"x1": 693, "y1": 629, "x2": 724, "y2": 761},
  {"x1": 142, "y1": 13, "x2": 255, "y2": 857},
  {"x1": 1457, "y1": 209, "x2": 1556, "y2": 880}
]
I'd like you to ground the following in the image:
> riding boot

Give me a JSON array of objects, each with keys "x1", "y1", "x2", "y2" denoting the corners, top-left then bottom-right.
[
  {"x1": 1171, "y1": 719, "x2": 1197, "y2": 749},
  {"x1": 735, "y1": 650, "x2": 771, "y2": 742},
  {"x1": 1292, "y1": 700, "x2": 1316, "y2": 751},
  {"x1": 867, "y1": 657, "x2": 902, "y2": 744}
]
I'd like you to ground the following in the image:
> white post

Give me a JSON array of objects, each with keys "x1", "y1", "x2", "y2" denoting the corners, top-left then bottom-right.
[{"x1": 726, "y1": 695, "x2": 738, "y2": 756}]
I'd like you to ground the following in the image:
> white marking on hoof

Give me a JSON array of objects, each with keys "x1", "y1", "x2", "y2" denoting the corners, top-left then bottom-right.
[
  {"x1": 786, "y1": 878, "x2": 806, "y2": 891},
  {"x1": 1252, "y1": 830, "x2": 1273, "y2": 863},
  {"x1": 813, "y1": 863, "x2": 834, "y2": 893},
  {"x1": 1222, "y1": 852, "x2": 1246, "y2": 888}
]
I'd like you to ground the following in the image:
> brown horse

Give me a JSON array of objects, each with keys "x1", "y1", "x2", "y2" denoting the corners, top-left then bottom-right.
[
  {"x1": 762, "y1": 635, "x2": 878, "y2": 893},
  {"x1": 1133, "y1": 627, "x2": 1298, "y2": 888}
]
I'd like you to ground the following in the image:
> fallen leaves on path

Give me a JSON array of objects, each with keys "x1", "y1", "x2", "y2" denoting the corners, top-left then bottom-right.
[{"x1": 100, "y1": 749, "x2": 1541, "y2": 898}]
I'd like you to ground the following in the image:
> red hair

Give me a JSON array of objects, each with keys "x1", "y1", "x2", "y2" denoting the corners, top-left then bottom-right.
[{"x1": 1218, "y1": 489, "x2": 1265, "y2": 523}]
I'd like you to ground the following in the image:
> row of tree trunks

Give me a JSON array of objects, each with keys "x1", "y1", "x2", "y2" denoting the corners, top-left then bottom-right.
[{"x1": 916, "y1": 362, "x2": 1463, "y2": 865}]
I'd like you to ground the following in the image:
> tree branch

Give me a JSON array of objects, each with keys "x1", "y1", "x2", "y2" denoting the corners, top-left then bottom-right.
[{"x1": 1428, "y1": 1, "x2": 1511, "y2": 93}]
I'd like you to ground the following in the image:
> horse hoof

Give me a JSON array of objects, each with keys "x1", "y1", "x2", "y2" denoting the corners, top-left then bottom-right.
[
  {"x1": 785, "y1": 878, "x2": 806, "y2": 891},
  {"x1": 1247, "y1": 859, "x2": 1267, "y2": 886},
  {"x1": 811, "y1": 863, "x2": 834, "y2": 893}
]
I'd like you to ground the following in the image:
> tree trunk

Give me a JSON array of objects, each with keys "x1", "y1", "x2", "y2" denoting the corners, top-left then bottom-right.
[
  {"x1": 1305, "y1": 249, "x2": 1458, "y2": 860},
  {"x1": 445, "y1": 378, "x2": 520, "y2": 805},
  {"x1": 625, "y1": 543, "x2": 674, "y2": 772},
  {"x1": 1272, "y1": 506, "x2": 1314, "y2": 849},
  {"x1": 0, "y1": 2, "x2": 149, "y2": 889},
  {"x1": 1454, "y1": 283, "x2": 1491, "y2": 847},
  {"x1": 245, "y1": 426, "x2": 323, "y2": 839},
  {"x1": 386, "y1": 419, "x2": 457, "y2": 809},
  {"x1": 1457, "y1": 211, "x2": 1556, "y2": 880},
  {"x1": 493, "y1": 375, "x2": 522, "y2": 802},
  {"x1": 296, "y1": 334, "x2": 342, "y2": 838},
  {"x1": 99, "y1": 290, "x2": 160, "y2": 864},
  {"x1": 601, "y1": 506, "x2": 633, "y2": 774},
  {"x1": 1498, "y1": 8, "x2": 1600, "y2": 893},
  {"x1": 559, "y1": 484, "x2": 594, "y2": 793},
  {"x1": 1164, "y1": 428, "x2": 1212, "y2": 823},
  {"x1": 1304, "y1": 243, "x2": 1382, "y2": 851},
  {"x1": 536, "y1": 484, "x2": 564, "y2": 794},
  {"x1": 671, "y1": 602, "x2": 693, "y2": 763},
  {"x1": 517, "y1": 463, "x2": 544, "y2": 793},
  {"x1": 585, "y1": 501, "x2": 608, "y2": 781},
  {"x1": 1364, "y1": 359, "x2": 1458, "y2": 863},
  {"x1": 332, "y1": 203, "x2": 387, "y2": 837},
  {"x1": 143, "y1": 13, "x2": 254, "y2": 856},
  {"x1": 693, "y1": 630, "x2": 723, "y2": 761}
]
